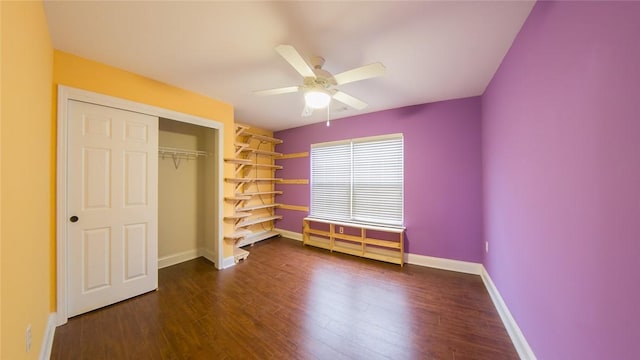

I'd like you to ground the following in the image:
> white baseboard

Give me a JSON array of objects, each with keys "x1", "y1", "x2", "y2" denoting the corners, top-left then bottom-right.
[
  {"x1": 158, "y1": 249, "x2": 200, "y2": 269},
  {"x1": 481, "y1": 266, "x2": 536, "y2": 360},
  {"x1": 275, "y1": 228, "x2": 303, "y2": 241},
  {"x1": 221, "y1": 255, "x2": 236, "y2": 269},
  {"x1": 158, "y1": 247, "x2": 220, "y2": 269},
  {"x1": 405, "y1": 253, "x2": 483, "y2": 275},
  {"x1": 278, "y1": 228, "x2": 482, "y2": 275},
  {"x1": 200, "y1": 247, "x2": 217, "y2": 265},
  {"x1": 39, "y1": 313, "x2": 56, "y2": 360}
]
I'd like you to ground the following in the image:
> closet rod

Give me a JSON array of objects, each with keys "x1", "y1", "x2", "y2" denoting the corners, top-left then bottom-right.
[
  {"x1": 158, "y1": 146, "x2": 208, "y2": 158},
  {"x1": 158, "y1": 146, "x2": 208, "y2": 169}
]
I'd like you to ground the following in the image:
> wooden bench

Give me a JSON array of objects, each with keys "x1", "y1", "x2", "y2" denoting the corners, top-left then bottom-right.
[{"x1": 302, "y1": 217, "x2": 405, "y2": 266}]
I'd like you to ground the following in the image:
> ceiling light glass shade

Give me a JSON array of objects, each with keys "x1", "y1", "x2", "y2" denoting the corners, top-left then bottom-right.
[{"x1": 304, "y1": 89, "x2": 331, "y2": 109}]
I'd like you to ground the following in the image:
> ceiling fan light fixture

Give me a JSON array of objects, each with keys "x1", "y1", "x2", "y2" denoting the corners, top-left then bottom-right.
[{"x1": 304, "y1": 88, "x2": 331, "y2": 109}]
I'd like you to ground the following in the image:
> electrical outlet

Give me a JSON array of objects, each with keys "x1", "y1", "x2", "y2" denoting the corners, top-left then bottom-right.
[
  {"x1": 26, "y1": 324, "x2": 32, "y2": 352},
  {"x1": 339, "y1": 226, "x2": 344, "y2": 234},
  {"x1": 485, "y1": 241, "x2": 489, "y2": 253}
]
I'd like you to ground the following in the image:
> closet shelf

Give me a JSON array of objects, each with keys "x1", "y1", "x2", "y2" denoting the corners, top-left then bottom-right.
[
  {"x1": 236, "y1": 203, "x2": 281, "y2": 212},
  {"x1": 159, "y1": 146, "x2": 208, "y2": 169},
  {"x1": 236, "y1": 215, "x2": 283, "y2": 228},
  {"x1": 158, "y1": 147, "x2": 208, "y2": 158}
]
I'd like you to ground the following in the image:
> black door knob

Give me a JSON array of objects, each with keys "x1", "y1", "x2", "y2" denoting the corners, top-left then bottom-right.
[{"x1": 69, "y1": 216, "x2": 79, "y2": 223}]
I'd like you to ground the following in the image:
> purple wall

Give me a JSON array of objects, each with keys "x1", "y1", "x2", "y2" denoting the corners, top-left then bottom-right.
[
  {"x1": 275, "y1": 97, "x2": 484, "y2": 262},
  {"x1": 482, "y1": 2, "x2": 640, "y2": 359}
]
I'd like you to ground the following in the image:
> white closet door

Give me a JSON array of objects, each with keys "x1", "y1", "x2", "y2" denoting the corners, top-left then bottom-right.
[{"x1": 67, "y1": 100, "x2": 158, "y2": 317}]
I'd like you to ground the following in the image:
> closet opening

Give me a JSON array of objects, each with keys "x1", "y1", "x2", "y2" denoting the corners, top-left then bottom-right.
[
  {"x1": 56, "y1": 85, "x2": 226, "y2": 325},
  {"x1": 158, "y1": 118, "x2": 219, "y2": 268}
]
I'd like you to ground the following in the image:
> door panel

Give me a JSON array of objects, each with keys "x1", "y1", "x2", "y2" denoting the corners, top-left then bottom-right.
[
  {"x1": 123, "y1": 223, "x2": 148, "y2": 280},
  {"x1": 83, "y1": 227, "x2": 111, "y2": 291},
  {"x1": 67, "y1": 100, "x2": 158, "y2": 317},
  {"x1": 82, "y1": 112, "x2": 111, "y2": 137},
  {"x1": 83, "y1": 148, "x2": 111, "y2": 209},
  {"x1": 124, "y1": 151, "x2": 148, "y2": 206},
  {"x1": 124, "y1": 121, "x2": 148, "y2": 142}
]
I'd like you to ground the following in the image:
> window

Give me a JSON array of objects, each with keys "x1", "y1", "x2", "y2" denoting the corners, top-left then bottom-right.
[{"x1": 310, "y1": 133, "x2": 403, "y2": 227}]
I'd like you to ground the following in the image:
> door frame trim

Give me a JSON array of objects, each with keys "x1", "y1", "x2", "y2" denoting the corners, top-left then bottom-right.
[{"x1": 56, "y1": 85, "x2": 225, "y2": 325}]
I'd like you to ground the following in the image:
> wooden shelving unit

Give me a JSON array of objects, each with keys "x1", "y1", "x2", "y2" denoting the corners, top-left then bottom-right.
[
  {"x1": 248, "y1": 163, "x2": 283, "y2": 170},
  {"x1": 242, "y1": 190, "x2": 283, "y2": 196},
  {"x1": 237, "y1": 203, "x2": 281, "y2": 212},
  {"x1": 224, "y1": 124, "x2": 283, "y2": 262},
  {"x1": 223, "y1": 212, "x2": 251, "y2": 220},
  {"x1": 302, "y1": 217, "x2": 405, "y2": 266},
  {"x1": 273, "y1": 151, "x2": 310, "y2": 215}
]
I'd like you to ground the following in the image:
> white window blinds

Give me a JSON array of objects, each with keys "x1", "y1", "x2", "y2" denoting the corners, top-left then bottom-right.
[
  {"x1": 310, "y1": 141, "x2": 351, "y2": 221},
  {"x1": 310, "y1": 134, "x2": 404, "y2": 227}
]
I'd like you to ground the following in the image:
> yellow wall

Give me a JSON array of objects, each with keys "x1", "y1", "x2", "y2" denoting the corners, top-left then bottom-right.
[
  {"x1": 1, "y1": 1, "x2": 53, "y2": 359},
  {"x1": 0, "y1": 2, "x2": 267, "y2": 356},
  {"x1": 0, "y1": 1, "x2": 4, "y2": 355},
  {"x1": 53, "y1": 51, "x2": 238, "y2": 267},
  {"x1": 0, "y1": 0, "x2": 4, "y2": 355}
]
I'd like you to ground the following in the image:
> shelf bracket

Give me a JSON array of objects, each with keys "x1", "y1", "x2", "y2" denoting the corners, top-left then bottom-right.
[{"x1": 172, "y1": 154, "x2": 181, "y2": 169}]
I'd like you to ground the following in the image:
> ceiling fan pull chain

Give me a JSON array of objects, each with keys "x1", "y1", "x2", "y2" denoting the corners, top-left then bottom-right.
[{"x1": 326, "y1": 101, "x2": 331, "y2": 127}]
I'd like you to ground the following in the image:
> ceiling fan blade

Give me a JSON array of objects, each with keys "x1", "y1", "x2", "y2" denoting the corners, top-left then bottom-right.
[
  {"x1": 253, "y1": 86, "x2": 300, "y2": 96},
  {"x1": 275, "y1": 45, "x2": 316, "y2": 78},
  {"x1": 301, "y1": 105, "x2": 314, "y2": 117},
  {"x1": 332, "y1": 91, "x2": 368, "y2": 110},
  {"x1": 333, "y1": 62, "x2": 386, "y2": 85}
]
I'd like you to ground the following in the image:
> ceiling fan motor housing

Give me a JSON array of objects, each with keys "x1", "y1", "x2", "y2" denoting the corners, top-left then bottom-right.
[
  {"x1": 254, "y1": 45, "x2": 384, "y2": 114},
  {"x1": 304, "y1": 76, "x2": 334, "y2": 90},
  {"x1": 307, "y1": 55, "x2": 337, "y2": 87}
]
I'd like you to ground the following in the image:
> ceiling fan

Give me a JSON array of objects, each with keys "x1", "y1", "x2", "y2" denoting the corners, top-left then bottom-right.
[{"x1": 254, "y1": 45, "x2": 386, "y2": 117}]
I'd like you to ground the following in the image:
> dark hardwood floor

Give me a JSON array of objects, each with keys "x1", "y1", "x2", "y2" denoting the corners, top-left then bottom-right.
[{"x1": 51, "y1": 237, "x2": 518, "y2": 360}]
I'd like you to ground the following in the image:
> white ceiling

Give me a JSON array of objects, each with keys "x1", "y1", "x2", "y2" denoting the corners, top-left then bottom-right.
[{"x1": 44, "y1": 1, "x2": 535, "y2": 131}]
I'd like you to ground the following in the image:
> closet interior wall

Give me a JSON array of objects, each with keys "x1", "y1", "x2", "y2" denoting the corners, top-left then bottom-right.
[{"x1": 158, "y1": 118, "x2": 217, "y2": 267}]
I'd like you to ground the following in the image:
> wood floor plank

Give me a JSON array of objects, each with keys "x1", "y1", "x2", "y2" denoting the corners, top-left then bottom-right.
[{"x1": 51, "y1": 237, "x2": 517, "y2": 359}]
